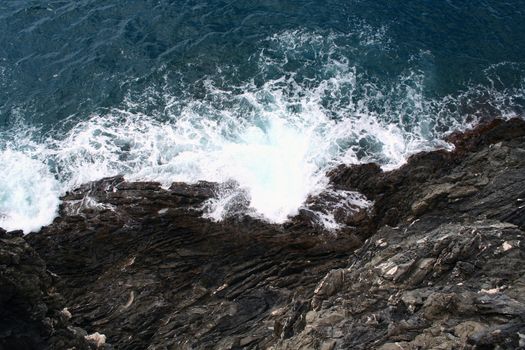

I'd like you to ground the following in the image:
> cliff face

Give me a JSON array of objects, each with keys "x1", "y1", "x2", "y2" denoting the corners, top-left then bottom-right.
[{"x1": 1, "y1": 118, "x2": 524, "y2": 350}]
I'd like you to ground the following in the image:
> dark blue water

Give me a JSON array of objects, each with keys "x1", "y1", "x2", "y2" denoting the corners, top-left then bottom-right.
[{"x1": 1, "y1": 0, "x2": 524, "y2": 232}]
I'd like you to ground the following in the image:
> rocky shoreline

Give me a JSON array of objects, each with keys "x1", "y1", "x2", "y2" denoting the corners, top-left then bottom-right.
[{"x1": 1, "y1": 118, "x2": 524, "y2": 349}]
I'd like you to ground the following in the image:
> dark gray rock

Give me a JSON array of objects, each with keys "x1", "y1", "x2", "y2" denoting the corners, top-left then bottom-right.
[
  {"x1": 1, "y1": 118, "x2": 524, "y2": 349},
  {"x1": 273, "y1": 118, "x2": 525, "y2": 350},
  {"x1": 0, "y1": 231, "x2": 99, "y2": 350}
]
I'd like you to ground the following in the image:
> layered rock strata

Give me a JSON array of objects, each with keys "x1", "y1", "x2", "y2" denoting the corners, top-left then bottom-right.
[{"x1": 1, "y1": 118, "x2": 524, "y2": 349}]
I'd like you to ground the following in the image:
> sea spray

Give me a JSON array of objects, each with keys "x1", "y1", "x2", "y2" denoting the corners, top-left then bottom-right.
[{"x1": 0, "y1": 29, "x2": 523, "y2": 233}]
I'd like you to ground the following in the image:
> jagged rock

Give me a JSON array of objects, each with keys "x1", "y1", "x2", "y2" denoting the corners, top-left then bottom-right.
[
  {"x1": 25, "y1": 176, "x2": 355, "y2": 349},
  {"x1": 312, "y1": 269, "x2": 345, "y2": 309},
  {"x1": 0, "y1": 231, "x2": 97, "y2": 350},
  {"x1": 273, "y1": 118, "x2": 525, "y2": 350},
  {"x1": 1, "y1": 118, "x2": 524, "y2": 349},
  {"x1": 328, "y1": 117, "x2": 525, "y2": 230},
  {"x1": 275, "y1": 218, "x2": 525, "y2": 349}
]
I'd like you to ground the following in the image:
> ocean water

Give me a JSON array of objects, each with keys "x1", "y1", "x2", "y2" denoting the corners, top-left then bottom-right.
[{"x1": 0, "y1": 1, "x2": 524, "y2": 233}]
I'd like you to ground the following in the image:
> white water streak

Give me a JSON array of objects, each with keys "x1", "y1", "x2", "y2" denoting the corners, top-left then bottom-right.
[{"x1": 0, "y1": 29, "x2": 523, "y2": 233}]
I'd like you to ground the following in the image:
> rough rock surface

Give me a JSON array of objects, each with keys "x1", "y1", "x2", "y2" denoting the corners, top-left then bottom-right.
[
  {"x1": 26, "y1": 180, "x2": 361, "y2": 350},
  {"x1": 274, "y1": 118, "x2": 525, "y2": 350},
  {"x1": 1, "y1": 118, "x2": 524, "y2": 349},
  {"x1": 0, "y1": 230, "x2": 96, "y2": 350}
]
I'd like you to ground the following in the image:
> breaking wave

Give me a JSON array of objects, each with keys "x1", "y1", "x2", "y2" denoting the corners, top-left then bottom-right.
[{"x1": 1, "y1": 29, "x2": 524, "y2": 233}]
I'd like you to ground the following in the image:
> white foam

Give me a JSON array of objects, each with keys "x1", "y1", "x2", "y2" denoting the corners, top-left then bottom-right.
[
  {"x1": 0, "y1": 29, "x2": 523, "y2": 233},
  {"x1": 203, "y1": 117, "x2": 321, "y2": 222},
  {"x1": 0, "y1": 149, "x2": 60, "y2": 233}
]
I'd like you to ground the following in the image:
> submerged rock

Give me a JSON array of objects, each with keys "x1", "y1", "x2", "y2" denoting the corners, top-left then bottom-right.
[{"x1": 0, "y1": 118, "x2": 524, "y2": 349}]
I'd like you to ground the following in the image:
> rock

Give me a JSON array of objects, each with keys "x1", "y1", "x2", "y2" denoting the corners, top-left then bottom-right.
[
  {"x1": 411, "y1": 183, "x2": 454, "y2": 215},
  {"x1": 25, "y1": 176, "x2": 354, "y2": 348},
  {"x1": 0, "y1": 235, "x2": 95, "y2": 349},
  {"x1": 305, "y1": 310, "x2": 317, "y2": 324},
  {"x1": 85, "y1": 332, "x2": 107, "y2": 348},
  {"x1": 312, "y1": 269, "x2": 345, "y2": 309},
  {"x1": 320, "y1": 340, "x2": 337, "y2": 350},
  {"x1": 1, "y1": 118, "x2": 524, "y2": 349},
  {"x1": 454, "y1": 321, "x2": 486, "y2": 341},
  {"x1": 60, "y1": 307, "x2": 72, "y2": 320},
  {"x1": 272, "y1": 120, "x2": 525, "y2": 350}
]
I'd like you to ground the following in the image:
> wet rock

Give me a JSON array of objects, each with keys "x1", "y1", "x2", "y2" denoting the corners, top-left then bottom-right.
[
  {"x1": 273, "y1": 119, "x2": 525, "y2": 350},
  {"x1": 1, "y1": 118, "x2": 524, "y2": 349},
  {"x1": 24, "y1": 176, "x2": 356, "y2": 349}
]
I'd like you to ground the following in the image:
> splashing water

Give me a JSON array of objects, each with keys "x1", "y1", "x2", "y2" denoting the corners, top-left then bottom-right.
[
  {"x1": 0, "y1": 150, "x2": 59, "y2": 232},
  {"x1": 0, "y1": 29, "x2": 524, "y2": 233}
]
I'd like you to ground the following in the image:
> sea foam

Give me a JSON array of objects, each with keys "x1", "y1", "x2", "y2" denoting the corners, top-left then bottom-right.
[
  {"x1": 0, "y1": 29, "x2": 523, "y2": 233},
  {"x1": 0, "y1": 149, "x2": 59, "y2": 233}
]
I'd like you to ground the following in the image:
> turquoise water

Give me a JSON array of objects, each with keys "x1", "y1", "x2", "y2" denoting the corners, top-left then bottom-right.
[{"x1": 1, "y1": 0, "x2": 524, "y2": 232}]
